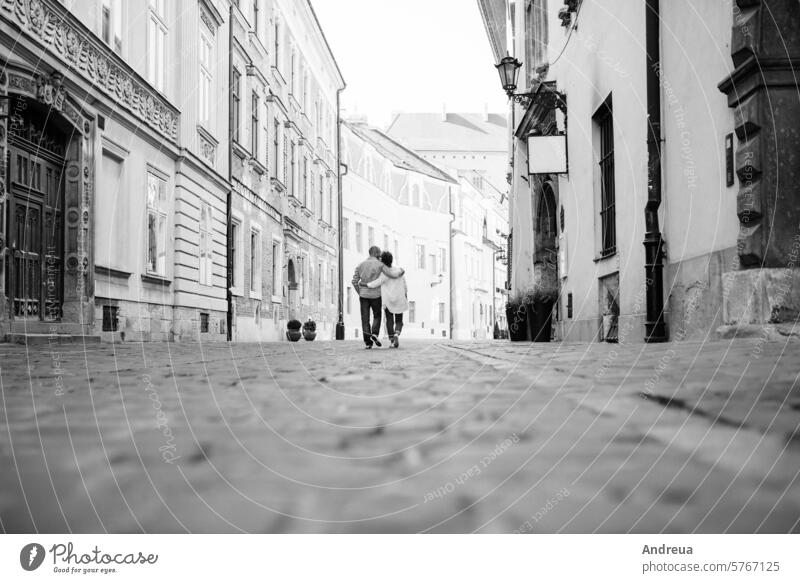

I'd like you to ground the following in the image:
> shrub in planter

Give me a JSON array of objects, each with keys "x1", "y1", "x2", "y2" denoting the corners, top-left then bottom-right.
[
  {"x1": 505, "y1": 295, "x2": 529, "y2": 342},
  {"x1": 302, "y1": 319, "x2": 317, "y2": 341},
  {"x1": 527, "y1": 287, "x2": 557, "y2": 342},
  {"x1": 286, "y1": 319, "x2": 302, "y2": 342}
]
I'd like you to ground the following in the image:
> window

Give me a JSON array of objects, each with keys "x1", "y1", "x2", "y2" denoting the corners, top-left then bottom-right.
[
  {"x1": 299, "y1": 256, "x2": 306, "y2": 299},
  {"x1": 271, "y1": 240, "x2": 281, "y2": 298},
  {"x1": 346, "y1": 287, "x2": 352, "y2": 314},
  {"x1": 231, "y1": 219, "x2": 242, "y2": 291},
  {"x1": 199, "y1": 203, "x2": 213, "y2": 286},
  {"x1": 330, "y1": 266, "x2": 335, "y2": 304},
  {"x1": 394, "y1": 240, "x2": 399, "y2": 263},
  {"x1": 429, "y1": 253, "x2": 436, "y2": 275},
  {"x1": 273, "y1": 16, "x2": 280, "y2": 68},
  {"x1": 302, "y1": 157, "x2": 308, "y2": 205},
  {"x1": 199, "y1": 27, "x2": 213, "y2": 125},
  {"x1": 290, "y1": 48, "x2": 296, "y2": 94},
  {"x1": 250, "y1": 228, "x2": 261, "y2": 295},
  {"x1": 355, "y1": 222, "x2": 363, "y2": 252},
  {"x1": 232, "y1": 68, "x2": 241, "y2": 143},
  {"x1": 147, "y1": 1, "x2": 167, "y2": 92},
  {"x1": 525, "y1": 0, "x2": 549, "y2": 89},
  {"x1": 595, "y1": 96, "x2": 616, "y2": 256},
  {"x1": 416, "y1": 244, "x2": 425, "y2": 269},
  {"x1": 383, "y1": 234, "x2": 389, "y2": 253},
  {"x1": 409, "y1": 301, "x2": 416, "y2": 323},
  {"x1": 328, "y1": 182, "x2": 334, "y2": 226},
  {"x1": 253, "y1": 0, "x2": 259, "y2": 36},
  {"x1": 251, "y1": 91, "x2": 259, "y2": 156},
  {"x1": 272, "y1": 118, "x2": 280, "y2": 177},
  {"x1": 342, "y1": 217, "x2": 349, "y2": 250},
  {"x1": 263, "y1": 102, "x2": 269, "y2": 169},
  {"x1": 200, "y1": 313, "x2": 209, "y2": 333},
  {"x1": 102, "y1": 0, "x2": 122, "y2": 53},
  {"x1": 368, "y1": 226, "x2": 375, "y2": 248},
  {"x1": 317, "y1": 261, "x2": 323, "y2": 302},
  {"x1": 146, "y1": 171, "x2": 167, "y2": 275},
  {"x1": 289, "y1": 141, "x2": 296, "y2": 196},
  {"x1": 282, "y1": 135, "x2": 288, "y2": 184},
  {"x1": 438, "y1": 248, "x2": 447, "y2": 273},
  {"x1": 439, "y1": 303, "x2": 446, "y2": 324},
  {"x1": 102, "y1": 305, "x2": 119, "y2": 332}
]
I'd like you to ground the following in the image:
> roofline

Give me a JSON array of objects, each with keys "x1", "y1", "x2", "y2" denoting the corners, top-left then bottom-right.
[
  {"x1": 307, "y1": 0, "x2": 346, "y2": 88},
  {"x1": 477, "y1": 0, "x2": 506, "y2": 63},
  {"x1": 343, "y1": 121, "x2": 459, "y2": 185}
]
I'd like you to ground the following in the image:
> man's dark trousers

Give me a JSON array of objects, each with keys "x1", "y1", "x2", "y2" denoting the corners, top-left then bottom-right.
[{"x1": 360, "y1": 296, "x2": 382, "y2": 346}]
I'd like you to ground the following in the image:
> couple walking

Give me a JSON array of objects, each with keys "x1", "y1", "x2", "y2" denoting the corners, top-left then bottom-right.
[{"x1": 352, "y1": 246, "x2": 408, "y2": 349}]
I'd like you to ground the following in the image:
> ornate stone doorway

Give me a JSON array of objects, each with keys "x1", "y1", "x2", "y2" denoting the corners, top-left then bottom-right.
[{"x1": 6, "y1": 96, "x2": 69, "y2": 321}]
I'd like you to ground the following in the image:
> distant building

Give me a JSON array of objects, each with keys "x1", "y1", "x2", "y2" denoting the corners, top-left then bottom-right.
[
  {"x1": 387, "y1": 110, "x2": 509, "y2": 340},
  {"x1": 341, "y1": 121, "x2": 455, "y2": 340},
  {"x1": 228, "y1": 0, "x2": 344, "y2": 341},
  {"x1": 0, "y1": 0, "x2": 230, "y2": 342}
]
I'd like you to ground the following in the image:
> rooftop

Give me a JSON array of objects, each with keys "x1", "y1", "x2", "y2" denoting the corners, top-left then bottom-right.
[
  {"x1": 344, "y1": 121, "x2": 458, "y2": 184},
  {"x1": 385, "y1": 112, "x2": 507, "y2": 153}
]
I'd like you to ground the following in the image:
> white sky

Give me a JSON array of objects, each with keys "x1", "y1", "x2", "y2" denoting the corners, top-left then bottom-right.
[{"x1": 313, "y1": 0, "x2": 508, "y2": 129}]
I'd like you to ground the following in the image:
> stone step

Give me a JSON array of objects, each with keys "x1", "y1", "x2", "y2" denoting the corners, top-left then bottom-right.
[
  {"x1": 4, "y1": 333, "x2": 102, "y2": 345},
  {"x1": 9, "y1": 321, "x2": 89, "y2": 335}
]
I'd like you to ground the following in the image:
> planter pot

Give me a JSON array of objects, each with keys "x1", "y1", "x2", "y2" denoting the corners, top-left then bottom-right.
[
  {"x1": 303, "y1": 330, "x2": 317, "y2": 341},
  {"x1": 286, "y1": 330, "x2": 302, "y2": 342},
  {"x1": 506, "y1": 304, "x2": 529, "y2": 342},
  {"x1": 602, "y1": 314, "x2": 618, "y2": 342},
  {"x1": 528, "y1": 300, "x2": 554, "y2": 342}
]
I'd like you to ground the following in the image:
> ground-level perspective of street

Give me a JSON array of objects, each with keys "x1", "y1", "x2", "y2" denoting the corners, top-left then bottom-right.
[{"x1": 1, "y1": 337, "x2": 798, "y2": 534}]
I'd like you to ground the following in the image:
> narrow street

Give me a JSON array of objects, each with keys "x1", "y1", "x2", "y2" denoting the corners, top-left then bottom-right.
[{"x1": 1, "y1": 337, "x2": 798, "y2": 533}]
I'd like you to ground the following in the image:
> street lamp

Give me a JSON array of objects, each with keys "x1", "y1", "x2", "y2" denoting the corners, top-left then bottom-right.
[{"x1": 495, "y1": 54, "x2": 522, "y2": 96}]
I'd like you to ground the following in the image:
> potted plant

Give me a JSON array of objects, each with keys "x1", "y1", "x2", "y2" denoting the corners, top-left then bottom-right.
[
  {"x1": 302, "y1": 318, "x2": 317, "y2": 341},
  {"x1": 527, "y1": 287, "x2": 557, "y2": 342},
  {"x1": 286, "y1": 319, "x2": 302, "y2": 342},
  {"x1": 602, "y1": 288, "x2": 619, "y2": 342},
  {"x1": 505, "y1": 293, "x2": 529, "y2": 342}
]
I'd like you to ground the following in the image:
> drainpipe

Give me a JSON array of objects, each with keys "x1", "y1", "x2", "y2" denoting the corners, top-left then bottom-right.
[
  {"x1": 643, "y1": 0, "x2": 667, "y2": 342},
  {"x1": 335, "y1": 85, "x2": 346, "y2": 340},
  {"x1": 226, "y1": 5, "x2": 233, "y2": 342},
  {"x1": 448, "y1": 185, "x2": 456, "y2": 340}
]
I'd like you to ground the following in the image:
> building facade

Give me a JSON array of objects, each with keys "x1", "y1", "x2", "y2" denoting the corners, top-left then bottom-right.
[
  {"x1": 387, "y1": 110, "x2": 509, "y2": 340},
  {"x1": 479, "y1": 0, "x2": 800, "y2": 344},
  {"x1": 340, "y1": 121, "x2": 454, "y2": 341},
  {"x1": 227, "y1": 0, "x2": 344, "y2": 342},
  {"x1": 1, "y1": 0, "x2": 231, "y2": 342}
]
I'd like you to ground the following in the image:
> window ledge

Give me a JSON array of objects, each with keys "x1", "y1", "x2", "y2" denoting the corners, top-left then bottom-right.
[
  {"x1": 270, "y1": 177, "x2": 286, "y2": 192},
  {"x1": 593, "y1": 250, "x2": 617, "y2": 263},
  {"x1": 95, "y1": 265, "x2": 132, "y2": 279},
  {"x1": 271, "y1": 295, "x2": 282, "y2": 304},
  {"x1": 249, "y1": 158, "x2": 267, "y2": 176},
  {"x1": 231, "y1": 286, "x2": 243, "y2": 297},
  {"x1": 301, "y1": 205, "x2": 314, "y2": 217},
  {"x1": 232, "y1": 141, "x2": 250, "y2": 160},
  {"x1": 249, "y1": 291, "x2": 263, "y2": 301},
  {"x1": 271, "y1": 66, "x2": 285, "y2": 85},
  {"x1": 141, "y1": 273, "x2": 172, "y2": 286}
]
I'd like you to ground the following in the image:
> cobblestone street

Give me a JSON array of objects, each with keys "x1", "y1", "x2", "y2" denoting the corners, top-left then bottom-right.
[{"x1": 1, "y1": 337, "x2": 799, "y2": 533}]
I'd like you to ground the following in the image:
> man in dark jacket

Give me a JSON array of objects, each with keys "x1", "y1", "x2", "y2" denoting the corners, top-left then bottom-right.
[{"x1": 352, "y1": 246, "x2": 385, "y2": 348}]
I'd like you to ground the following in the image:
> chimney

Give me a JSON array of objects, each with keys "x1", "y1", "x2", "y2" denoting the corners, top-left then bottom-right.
[
  {"x1": 441, "y1": 103, "x2": 447, "y2": 122},
  {"x1": 483, "y1": 103, "x2": 489, "y2": 122}
]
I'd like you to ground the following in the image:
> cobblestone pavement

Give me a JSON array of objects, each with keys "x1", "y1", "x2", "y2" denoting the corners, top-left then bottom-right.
[{"x1": 1, "y1": 336, "x2": 799, "y2": 533}]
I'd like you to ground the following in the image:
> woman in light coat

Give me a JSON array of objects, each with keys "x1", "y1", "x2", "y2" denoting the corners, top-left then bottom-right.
[{"x1": 363, "y1": 251, "x2": 408, "y2": 348}]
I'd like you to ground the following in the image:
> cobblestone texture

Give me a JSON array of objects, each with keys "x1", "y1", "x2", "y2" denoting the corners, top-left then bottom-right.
[{"x1": 1, "y1": 337, "x2": 799, "y2": 533}]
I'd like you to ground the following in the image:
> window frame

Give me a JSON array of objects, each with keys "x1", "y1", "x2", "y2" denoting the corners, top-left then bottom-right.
[
  {"x1": 199, "y1": 202, "x2": 213, "y2": 286},
  {"x1": 249, "y1": 225, "x2": 262, "y2": 299},
  {"x1": 145, "y1": 169, "x2": 168, "y2": 277},
  {"x1": 595, "y1": 96, "x2": 616, "y2": 257},
  {"x1": 147, "y1": 1, "x2": 168, "y2": 93}
]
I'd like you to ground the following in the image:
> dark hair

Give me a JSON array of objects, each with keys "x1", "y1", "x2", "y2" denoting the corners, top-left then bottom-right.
[
  {"x1": 380, "y1": 251, "x2": 393, "y2": 267},
  {"x1": 368, "y1": 246, "x2": 381, "y2": 258}
]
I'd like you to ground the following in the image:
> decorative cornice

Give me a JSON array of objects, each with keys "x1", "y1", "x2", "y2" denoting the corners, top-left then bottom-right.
[{"x1": 1, "y1": 0, "x2": 179, "y2": 142}]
